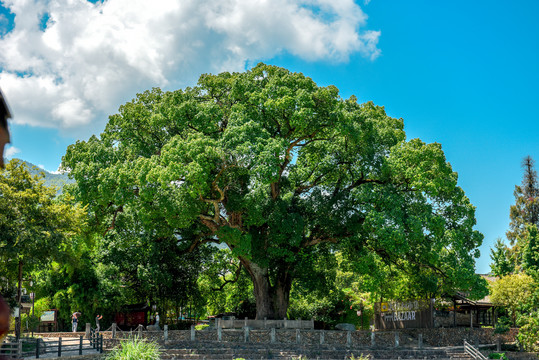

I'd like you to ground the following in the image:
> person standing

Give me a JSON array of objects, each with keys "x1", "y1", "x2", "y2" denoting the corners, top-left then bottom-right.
[
  {"x1": 95, "y1": 314, "x2": 103, "y2": 332},
  {"x1": 72, "y1": 313, "x2": 78, "y2": 333}
]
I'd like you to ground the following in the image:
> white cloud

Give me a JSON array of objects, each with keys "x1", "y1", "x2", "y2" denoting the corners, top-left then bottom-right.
[
  {"x1": 0, "y1": 0, "x2": 381, "y2": 135},
  {"x1": 4, "y1": 145, "x2": 20, "y2": 158},
  {"x1": 49, "y1": 164, "x2": 63, "y2": 175}
]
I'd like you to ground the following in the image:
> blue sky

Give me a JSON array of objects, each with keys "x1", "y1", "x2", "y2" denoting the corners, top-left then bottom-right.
[{"x1": 1, "y1": 0, "x2": 538, "y2": 274}]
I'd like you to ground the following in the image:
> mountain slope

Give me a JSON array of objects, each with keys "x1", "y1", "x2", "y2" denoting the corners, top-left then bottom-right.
[{"x1": 18, "y1": 159, "x2": 74, "y2": 193}]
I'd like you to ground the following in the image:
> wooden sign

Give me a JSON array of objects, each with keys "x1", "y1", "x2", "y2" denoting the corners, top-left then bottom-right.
[{"x1": 374, "y1": 299, "x2": 434, "y2": 329}]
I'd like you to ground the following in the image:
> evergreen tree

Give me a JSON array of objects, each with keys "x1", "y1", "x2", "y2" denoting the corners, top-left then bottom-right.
[
  {"x1": 522, "y1": 156, "x2": 539, "y2": 225},
  {"x1": 507, "y1": 156, "x2": 539, "y2": 246},
  {"x1": 522, "y1": 225, "x2": 539, "y2": 273},
  {"x1": 490, "y1": 238, "x2": 515, "y2": 276}
]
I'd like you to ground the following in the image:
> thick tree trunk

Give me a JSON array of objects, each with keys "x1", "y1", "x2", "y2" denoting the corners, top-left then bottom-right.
[{"x1": 240, "y1": 258, "x2": 292, "y2": 320}]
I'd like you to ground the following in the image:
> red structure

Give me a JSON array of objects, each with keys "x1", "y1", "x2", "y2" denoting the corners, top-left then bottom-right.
[{"x1": 114, "y1": 303, "x2": 149, "y2": 330}]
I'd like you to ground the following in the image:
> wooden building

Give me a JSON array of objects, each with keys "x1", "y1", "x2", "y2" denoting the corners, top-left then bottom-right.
[
  {"x1": 374, "y1": 292, "x2": 496, "y2": 329},
  {"x1": 445, "y1": 291, "x2": 496, "y2": 328}
]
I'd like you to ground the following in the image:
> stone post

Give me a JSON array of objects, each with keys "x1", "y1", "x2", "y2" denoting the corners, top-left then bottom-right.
[
  {"x1": 190, "y1": 325, "x2": 195, "y2": 341},
  {"x1": 418, "y1": 334, "x2": 423, "y2": 349},
  {"x1": 320, "y1": 330, "x2": 325, "y2": 345},
  {"x1": 264, "y1": 317, "x2": 267, "y2": 329},
  {"x1": 311, "y1": 318, "x2": 315, "y2": 329},
  {"x1": 395, "y1": 332, "x2": 399, "y2": 347},
  {"x1": 271, "y1": 328, "x2": 276, "y2": 344},
  {"x1": 244, "y1": 317, "x2": 248, "y2": 328},
  {"x1": 284, "y1": 317, "x2": 288, "y2": 329},
  {"x1": 296, "y1": 329, "x2": 301, "y2": 344},
  {"x1": 244, "y1": 326, "x2": 249, "y2": 342},
  {"x1": 138, "y1": 325, "x2": 142, "y2": 338},
  {"x1": 217, "y1": 325, "x2": 222, "y2": 342},
  {"x1": 371, "y1": 331, "x2": 375, "y2": 347},
  {"x1": 347, "y1": 331, "x2": 351, "y2": 347},
  {"x1": 497, "y1": 337, "x2": 501, "y2": 352},
  {"x1": 112, "y1": 323, "x2": 116, "y2": 339},
  {"x1": 85, "y1": 323, "x2": 91, "y2": 339},
  {"x1": 164, "y1": 325, "x2": 168, "y2": 341}
]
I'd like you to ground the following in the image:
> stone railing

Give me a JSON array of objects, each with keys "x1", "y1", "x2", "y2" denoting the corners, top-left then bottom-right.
[{"x1": 217, "y1": 317, "x2": 314, "y2": 329}]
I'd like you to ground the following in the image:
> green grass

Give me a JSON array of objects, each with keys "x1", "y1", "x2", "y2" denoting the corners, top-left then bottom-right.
[
  {"x1": 488, "y1": 353, "x2": 508, "y2": 360},
  {"x1": 350, "y1": 354, "x2": 372, "y2": 360},
  {"x1": 105, "y1": 337, "x2": 160, "y2": 360}
]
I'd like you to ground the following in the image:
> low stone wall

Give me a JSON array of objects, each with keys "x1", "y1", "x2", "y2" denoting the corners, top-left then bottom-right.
[
  {"x1": 33, "y1": 331, "x2": 86, "y2": 338},
  {"x1": 99, "y1": 327, "x2": 518, "y2": 349},
  {"x1": 503, "y1": 351, "x2": 539, "y2": 360},
  {"x1": 47, "y1": 355, "x2": 104, "y2": 360},
  {"x1": 400, "y1": 328, "x2": 518, "y2": 347}
]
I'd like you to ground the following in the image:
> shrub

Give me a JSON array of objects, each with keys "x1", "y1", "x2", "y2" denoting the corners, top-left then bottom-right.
[
  {"x1": 350, "y1": 354, "x2": 372, "y2": 360},
  {"x1": 105, "y1": 337, "x2": 160, "y2": 360},
  {"x1": 488, "y1": 353, "x2": 508, "y2": 360},
  {"x1": 494, "y1": 316, "x2": 511, "y2": 334},
  {"x1": 166, "y1": 321, "x2": 194, "y2": 330},
  {"x1": 195, "y1": 324, "x2": 209, "y2": 330},
  {"x1": 516, "y1": 312, "x2": 539, "y2": 352}
]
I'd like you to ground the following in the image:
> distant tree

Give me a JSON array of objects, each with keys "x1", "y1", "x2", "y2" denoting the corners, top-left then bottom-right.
[
  {"x1": 490, "y1": 273, "x2": 535, "y2": 326},
  {"x1": 0, "y1": 159, "x2": 85, "y2": 336},
  {"x1": 63, "y1": 64, "x2": 486, "y2": 319},
  {"x1": 507, "y1": 156, "x2": 539, "y2": 247},
  {"x1": 522, "y1": 156, "x2": 539, "y2": 224},
  {"x1": 0, "y1": 159, "x2": 84, "y2": 284},
  {"x1": 522, "y1": 225, "x2": 539, "y2": 273},
  {"x1": 490, "y1": 238, "x2": 515, "y2": 277}
]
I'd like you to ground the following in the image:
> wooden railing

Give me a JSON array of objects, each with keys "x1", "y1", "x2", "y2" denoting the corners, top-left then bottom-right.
[
  {"x1": 0, "y1": 340, "x2": 21, "y2": 359},
  {"x1": 464, "y1": 340, "x2": 487, "y2": 360},
  {"x1": 1, "y1": 334, "x2": 103, "y2": 359}
]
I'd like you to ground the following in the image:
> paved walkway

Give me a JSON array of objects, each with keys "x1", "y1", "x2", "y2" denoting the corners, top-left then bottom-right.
[{"x1": 22, "y1": 336, "x2": 102, "y2": 359}]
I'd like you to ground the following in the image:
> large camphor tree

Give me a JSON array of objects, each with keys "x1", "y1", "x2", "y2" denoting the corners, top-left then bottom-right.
[{"x1": 63, "y1": 64, "x2": 484, "y2": 319}]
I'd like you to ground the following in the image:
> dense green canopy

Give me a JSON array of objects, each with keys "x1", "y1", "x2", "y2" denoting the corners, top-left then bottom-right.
[
  {"x1": 0, "y1": 159, "x2": 83, "y2": 279},
  {"x1": 63, "y1": 64, "x2": 485, "y2": 319}
]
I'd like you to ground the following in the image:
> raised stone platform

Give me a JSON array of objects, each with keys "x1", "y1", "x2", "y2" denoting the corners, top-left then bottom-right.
[{"x1": 158, "y1": 341, "x2": 472, "y2": 359}]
